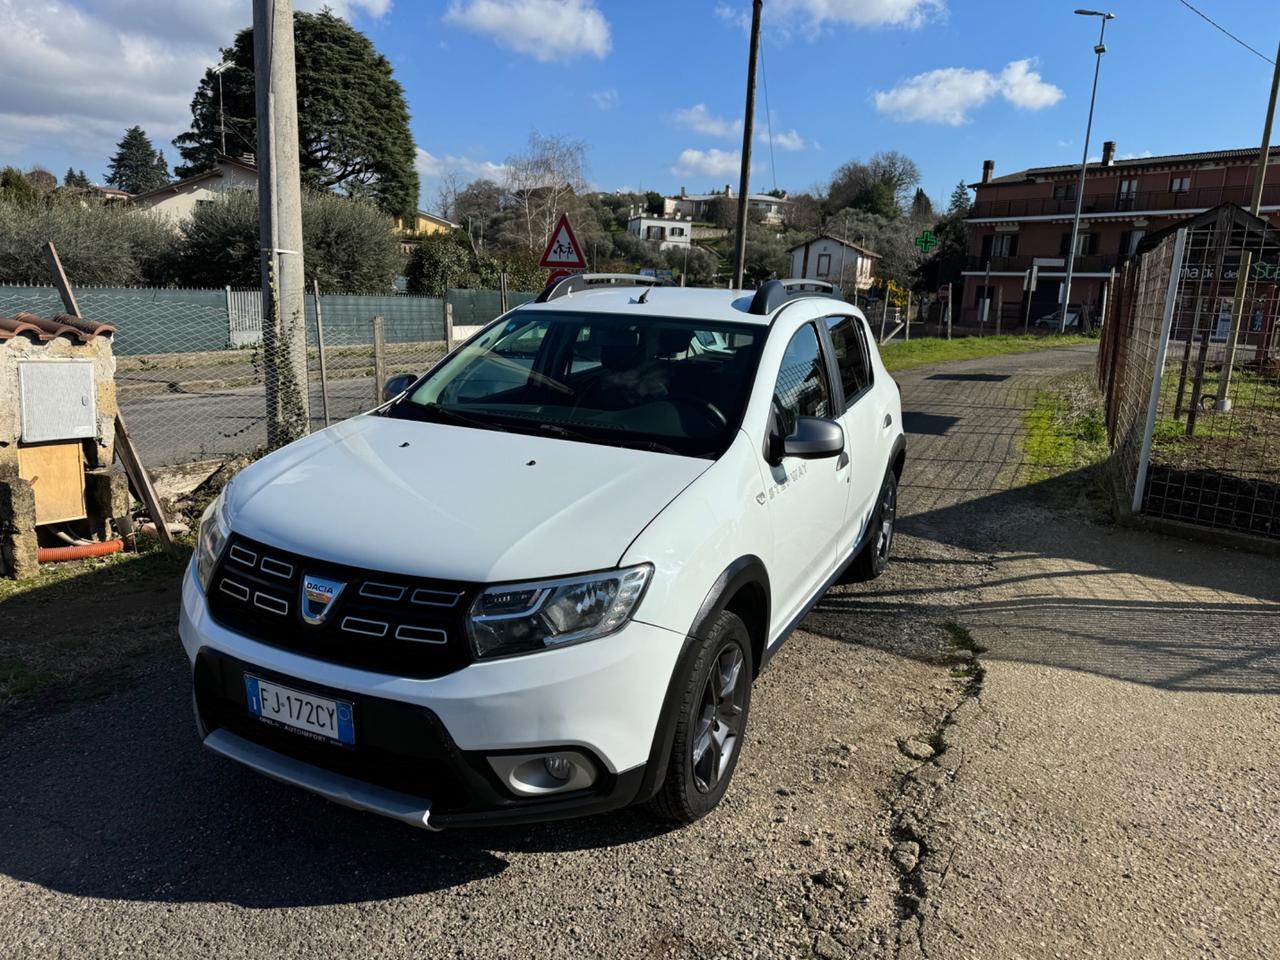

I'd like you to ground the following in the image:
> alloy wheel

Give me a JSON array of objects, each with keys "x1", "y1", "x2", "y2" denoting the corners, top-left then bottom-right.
[
  {"x1": 691, "y1": 643, "x2": 747, "y2": 793},
  {"x1": 876, "y1": 480, "x2": 897, "y2": 562}
]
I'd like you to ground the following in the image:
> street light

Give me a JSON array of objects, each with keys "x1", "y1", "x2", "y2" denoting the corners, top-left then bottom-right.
[
  {"x1": 1059, "y1": 9, "x2": 1115, "y2": 334},
  {"x1": 211, "y1": 60, "x2": 235, "y2": 157}
]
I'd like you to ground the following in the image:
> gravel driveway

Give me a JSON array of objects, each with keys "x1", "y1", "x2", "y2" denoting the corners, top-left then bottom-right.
[{"x1": 9, "y1": 341, "x2": 1265, "y2": 960}]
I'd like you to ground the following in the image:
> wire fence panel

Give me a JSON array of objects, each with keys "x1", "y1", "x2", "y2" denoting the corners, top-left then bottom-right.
[
  {"x1": 0, "y1": 283, "x2": 529, "y2": 468},
  {"x1": 1100, "y1": 206, "x2": 1280, "y2": 542}
]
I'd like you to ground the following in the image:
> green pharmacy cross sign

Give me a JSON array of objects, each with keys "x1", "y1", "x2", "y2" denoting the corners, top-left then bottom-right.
[{"x1": 914, "y1": 230, "x2": 938, "y2": 254}]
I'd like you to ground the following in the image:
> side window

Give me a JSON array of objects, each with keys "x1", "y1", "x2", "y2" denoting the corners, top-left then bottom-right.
[
  {"x1": 772, "y1": 323, "x2": 832, "y2": 437},
  {"x1": 825, "y1": 316, "x2": 873, "y2": 406}
]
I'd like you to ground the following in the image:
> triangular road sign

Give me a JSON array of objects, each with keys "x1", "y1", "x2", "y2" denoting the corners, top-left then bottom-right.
[{"x1": 539, "y1": 213, "x2": 587, "y2": 269}]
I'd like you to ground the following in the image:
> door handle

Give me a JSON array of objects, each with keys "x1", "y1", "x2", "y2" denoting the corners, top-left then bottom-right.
[
  {"x1": 883, "y1": 413, "x2": 893, "y2": 429},
  {"x1": 837, "y1": 451, "x2": 850, "y2": 470}
]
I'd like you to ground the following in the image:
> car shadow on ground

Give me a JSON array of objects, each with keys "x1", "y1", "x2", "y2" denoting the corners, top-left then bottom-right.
[
  {"x1": 0, "y1": 652, "x2": 676, "y2": 909},
  {"x1": 813, "y1": 467, "x2": 1280, "y2": 696}
]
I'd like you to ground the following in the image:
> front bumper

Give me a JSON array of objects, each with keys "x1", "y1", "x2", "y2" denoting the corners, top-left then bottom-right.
[{"x1": 180, "y1": 567, "x2": 684, "y2": 827}]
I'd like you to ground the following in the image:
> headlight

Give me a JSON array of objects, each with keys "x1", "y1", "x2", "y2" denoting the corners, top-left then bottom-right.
[
  {"x1": 466, "y1": 564, "x2": 653, "y2": 659},
  {"x1": 195, "y1": 485, "x2": 233, "y2": 591}
]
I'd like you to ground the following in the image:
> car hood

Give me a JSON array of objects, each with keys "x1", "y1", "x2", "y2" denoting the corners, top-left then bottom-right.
[{"x1": 224, "y1": 415, "x2": 711, "y2": 583}]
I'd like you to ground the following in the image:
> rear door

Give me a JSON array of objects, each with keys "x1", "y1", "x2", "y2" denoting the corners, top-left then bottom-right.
[{"x1": 823, "y1": 314, "x2": 884, "y2": 551}]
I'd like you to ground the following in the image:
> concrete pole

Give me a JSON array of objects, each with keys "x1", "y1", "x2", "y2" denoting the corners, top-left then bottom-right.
[
  {"x1": 731, "y1": 0, "x2": 763, "y2": 290},
  {"x1": 1216, "y1": 38, "x2": 1280, "y2": 410},
  {"x1": 254, "y1": 0, "x2": 309, "y2": 448}
]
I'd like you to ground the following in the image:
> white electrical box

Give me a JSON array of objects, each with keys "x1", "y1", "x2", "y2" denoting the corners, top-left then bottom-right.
[{"x1": 18, "y1": 360, "x2": 98, "y2": 443}]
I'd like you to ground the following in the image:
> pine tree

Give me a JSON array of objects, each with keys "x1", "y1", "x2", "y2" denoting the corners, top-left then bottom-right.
[
  {"x1": 910, "y1": 187, "x2": 934, "y2": 221},
  {"x1": 947, "y1": 180, "x2": 971, "y2": 217},
  {"x1": 106, "y1": 126, "x2": 170, "y2": 194},
  {"x1": 173, "y1": 11, "x2": 419, "y2": 216},
  {"x1": 63, "y1": 168, "x2": 92, "y2": 189}
]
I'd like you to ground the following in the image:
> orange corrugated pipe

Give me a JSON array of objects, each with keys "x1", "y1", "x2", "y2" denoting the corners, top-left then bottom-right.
[{"x1": 38, "y1": 539, "x2": 125, "y2": 563}]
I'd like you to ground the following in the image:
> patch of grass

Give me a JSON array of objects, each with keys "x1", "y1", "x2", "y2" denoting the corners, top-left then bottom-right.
[
  {"x1": 1022, "y1": 373, "x2": 1110, "y2": 484},
  {"x1": 0, "y1": 541, "x2": 189, "y2": 604},
  {"x1": 878, "y1": 334, "x2": 1094, "y2": 373},
  {"x1": 0, "y1": 542, "x2": 192, "y2": 726}
]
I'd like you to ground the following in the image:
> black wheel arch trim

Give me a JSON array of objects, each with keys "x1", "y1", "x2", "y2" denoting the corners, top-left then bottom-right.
[{"x1": 635, "y1": 555, "x2": 769, "y2": 804}]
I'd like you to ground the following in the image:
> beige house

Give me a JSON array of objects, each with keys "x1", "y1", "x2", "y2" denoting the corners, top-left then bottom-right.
[
  {"x1": 395, "y1": 210, "x2": 458, "y2": 235},
  {"x1": 131, "y1": 156, "x2": 259, "y2": 222}
]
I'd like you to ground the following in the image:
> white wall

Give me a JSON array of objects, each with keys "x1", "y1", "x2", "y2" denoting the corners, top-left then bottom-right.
[
  {"x1": 791, "y1": 238, "x2": 875, "y2": 290},
  {"x1": 626, "y1": 216, "x2": 693, "y2": 251},
  {"x1": 134, "y1": 164, "x2": 259, "y2": 223}
]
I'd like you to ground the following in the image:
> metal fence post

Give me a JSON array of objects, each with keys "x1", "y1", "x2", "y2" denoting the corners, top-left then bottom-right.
[
  {"x1": 879, "y1": 297, "x2": 889, "y2": 343},
  {"x1": 499, "y1": 272, "x2": 508, "y2": 314},
  {"x1": 312, "y1": 280, "x2": 331, "y2": 427},
  {"x1": 224, "y1": 285, "x2": 233, "y2": 347},
  {"x1": 372, "y1": 315, "x2": 386, "y2": 406},
  {"x1": 1133, "y1": 227, "x2": 1188, "y2": 515},
  {"x1": 444, "y1": 300, "x2": 455, "y2": 352},
  {"x1": 905, "y1": 291, "x2": 911, "y2": 341}
]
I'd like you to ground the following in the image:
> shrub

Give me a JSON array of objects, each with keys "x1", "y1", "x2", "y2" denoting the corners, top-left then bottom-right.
[
  {"x1": 174, "y1": 188, "x2": 405, "y2": 292},
  {"x1": 0, "y1": 192, "x2": 179, "y2": 285},
  {"x1": 405, "y1": 230, "x2": 543, "y2": 296}
]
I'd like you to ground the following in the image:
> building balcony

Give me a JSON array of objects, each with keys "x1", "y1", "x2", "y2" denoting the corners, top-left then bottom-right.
[
  {"x1": 969, "y1": 183, "x2": 1280, "y2": 220},
  {"x1": 964, "y1": 254, "x2": 1119, "y2": 274}
]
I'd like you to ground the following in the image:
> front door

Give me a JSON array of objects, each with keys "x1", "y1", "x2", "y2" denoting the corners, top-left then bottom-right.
[{"x1": 763, "y1": 322, "x2": 851, "y2": 636}]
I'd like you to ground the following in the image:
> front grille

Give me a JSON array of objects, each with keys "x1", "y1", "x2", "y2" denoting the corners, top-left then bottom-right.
[{"x1": 207, "y1": 534, "x2": 477, "y2": 679}]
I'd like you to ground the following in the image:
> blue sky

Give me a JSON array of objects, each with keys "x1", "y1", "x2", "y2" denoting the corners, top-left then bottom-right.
[{"x1": 1, "y1": 1, "x2": 1278, "y2": 210}]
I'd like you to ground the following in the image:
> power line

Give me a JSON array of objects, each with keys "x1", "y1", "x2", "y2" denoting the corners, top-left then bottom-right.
[
  {"x1": 1175, "y1": 0, "x2": 1274, "y2": 65},
  {"x1": 758, "y1": 41, "x2": 778, "y2": 193}
]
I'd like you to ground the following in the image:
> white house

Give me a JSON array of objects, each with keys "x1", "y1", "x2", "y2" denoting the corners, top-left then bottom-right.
[
  {"x1": 627, "y1": 213, "x2": 694, "y2": 251},
  {"x1": 131, "y1": 156, "x2": 259, "y2": 222},
  {"x1": 663, "y1": 186, "x2": 790, "y2": 225},
  {"x1": 787, "y1": 235, "x2": 879, "y2": 291}
]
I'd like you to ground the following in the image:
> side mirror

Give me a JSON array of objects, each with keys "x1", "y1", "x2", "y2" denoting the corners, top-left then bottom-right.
[
  {"x1": 782, "y1": 416, "x2": 845, "y2": 459},
  {"x1": 383, "y1": 373, "x2": 416, "y2": 402}
]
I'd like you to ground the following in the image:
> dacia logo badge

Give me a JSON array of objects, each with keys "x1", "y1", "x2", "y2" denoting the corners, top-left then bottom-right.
[{"x1": 301, "y1": 574, "x2": 345, "y2": 625}]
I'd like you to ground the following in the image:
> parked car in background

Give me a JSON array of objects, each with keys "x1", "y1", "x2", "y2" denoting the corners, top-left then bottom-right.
[{"x1": 181, "y1": 275, "x2": 906, "y2": 829}]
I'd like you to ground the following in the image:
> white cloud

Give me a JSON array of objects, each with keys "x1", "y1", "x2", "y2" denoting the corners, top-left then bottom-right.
[
  {"x1": 997, "y1": 58, "x2": 1064, "y2": 110},
  {"x1": 778, "y1": 0, "x2": 944, "y2": 28},
  {"x1": 0, "y1": 0, "x2": 390, "y2": 174},
  {"x1": 674, "y1": 104, "x2": 742, "y2": 138},
  {"x1": 443, "y1": 0, "x2": 610, "y2": 62},
  {"x1": 415, "y1": 147, "x2": 508, "y2": 183},
  {"x1": 873, "y1": 58, "x2": 1063, "y2": 125},
  {"x1": 591, "y1": 88, "x2": 619, "y2": 110},
  {"x1": 713, "y1": 2, "x2": 751, "y2": 31},
  {"x1": 762, "y1": 128, "x2": 806, "y2": 151},
  {"x1": 671, "y1": 148, "x2": 748, "y2": 178}
]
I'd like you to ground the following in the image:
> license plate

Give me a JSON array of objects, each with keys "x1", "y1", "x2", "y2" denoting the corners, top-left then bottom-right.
[{"x1": 244, "y1": 675, "x2": 355, "y2": 746}]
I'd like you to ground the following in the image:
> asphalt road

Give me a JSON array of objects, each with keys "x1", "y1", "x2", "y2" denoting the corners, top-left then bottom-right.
[{"x1": 120, "y1": 376, "x2": 382, "y2": 466}]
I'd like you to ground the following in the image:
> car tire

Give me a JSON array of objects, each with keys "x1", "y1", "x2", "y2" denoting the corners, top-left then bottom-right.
[
  {"x1": 650, "y1": 610, "x2": 754, "y2": 825},
  {"x1": 847, "y1": 467, "x2": 897, "y2": 582}
]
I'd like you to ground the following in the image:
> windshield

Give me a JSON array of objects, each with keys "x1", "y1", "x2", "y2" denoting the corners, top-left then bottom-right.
[{"x1": 387, "y1": 310, "x2": 764, "y2": 458}]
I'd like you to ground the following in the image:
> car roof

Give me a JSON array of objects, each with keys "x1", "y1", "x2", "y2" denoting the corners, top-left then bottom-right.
[{"x1": 511, "y1": 284, "x2": 851, "y2": 326}]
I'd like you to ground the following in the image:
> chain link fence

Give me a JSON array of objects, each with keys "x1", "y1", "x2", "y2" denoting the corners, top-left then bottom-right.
[
  {"x1": 1099, "y1": 205, "x2": 1280, "y2": 543},
  {"x1": 0, "y1": 284, "x2": 536, "y2": 469}
]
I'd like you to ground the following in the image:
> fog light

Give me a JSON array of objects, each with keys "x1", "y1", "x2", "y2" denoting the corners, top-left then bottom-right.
[
  {"x1": 487, "y1": 750, "x2": 597, "y2": 796},
  {"x1": 544, "y1": 755, "x2": 573, "y2": 781}
]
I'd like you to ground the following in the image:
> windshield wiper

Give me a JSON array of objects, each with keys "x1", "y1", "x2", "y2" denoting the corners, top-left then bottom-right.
[
  {"x1": 419, "y1": 403, "x2": 510, "y2": 433},
  {"x1": 535, "y1": 422, "x2": 681, "y2": 455}
]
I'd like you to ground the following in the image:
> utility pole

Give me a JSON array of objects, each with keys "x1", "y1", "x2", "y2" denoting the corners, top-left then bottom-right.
[
  {"x1": 1060, "y1": 10, "x2": 1115, "y2": 333},
  {"x1": 732, "y1": 0, "x2": 763, "y2": 290},
  {"x1": 1216, "y1": 38, "x2": 1280, "y2": 411},
  {"x1": 254, "y1": 0, "x2": 309, "y2": 447},
  {"x1": 212, "y1": 61, "x2": 233, "y2": 156}
]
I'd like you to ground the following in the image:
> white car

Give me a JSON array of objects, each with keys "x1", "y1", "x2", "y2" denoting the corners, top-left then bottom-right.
[{"x1": 181, "y1": 275, "x2": 905, "y2": 829}]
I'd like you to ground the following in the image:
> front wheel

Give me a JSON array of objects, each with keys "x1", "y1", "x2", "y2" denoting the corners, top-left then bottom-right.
[
  {"x1": 650, "y1": 610, "x2": 753, "y2": 825},
  {"x1": 848, "y1": 468, "x2": 898, "y2": 582}
]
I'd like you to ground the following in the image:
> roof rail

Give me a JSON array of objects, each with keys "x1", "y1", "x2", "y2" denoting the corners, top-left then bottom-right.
[
  {"x1": 533, "y1": 272, "x2": 666, "y2": 303},
  {"x1": 747, "y1": 278, "x2": 844, "y2": 316}
]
